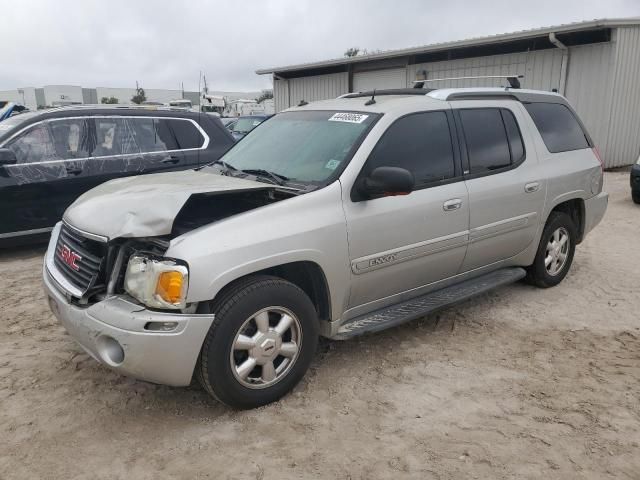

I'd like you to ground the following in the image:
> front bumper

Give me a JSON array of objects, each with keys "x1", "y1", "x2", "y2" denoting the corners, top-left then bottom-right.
[
  {"x1": 583, "y1": 191, "x2": 608, "y2": 237},
  {"x1": 43, "y1": 251, "x2": 214, "y2": 387},
  {"x1": 631, "y1": 164, "x2": 640, "y2": 194}
]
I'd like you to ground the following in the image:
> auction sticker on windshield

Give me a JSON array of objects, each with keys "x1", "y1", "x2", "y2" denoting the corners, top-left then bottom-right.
[{"x1": 329, "y1": 112, "x2": 369, "y2": 124}]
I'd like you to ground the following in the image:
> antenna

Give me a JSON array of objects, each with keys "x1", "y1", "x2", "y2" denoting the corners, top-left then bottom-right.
[
  {"x1": 198, "y1": 71, "x2": 202, "y2": 167},
  {"x1": 203, "y1": 75, "x2": 209, "y2": 96},
  {"x1": 364, "y1": 88, "x2": 376, "y2": 106}
]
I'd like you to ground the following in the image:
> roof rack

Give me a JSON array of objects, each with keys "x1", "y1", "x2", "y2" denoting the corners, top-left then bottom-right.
[
  {"x1": 339, "y1": 88, "x2": 435, "y2": 99},
  {"x1": 414, "y1": 74, "x2": 523, "y2": 89},
  {"x1": 51, "y1": 104, "x2": 193, "y2": 112}
]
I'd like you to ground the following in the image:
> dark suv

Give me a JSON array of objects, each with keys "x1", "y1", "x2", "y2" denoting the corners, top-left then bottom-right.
[{"x1": 0, "y1": 106, "x2": 234, "y2": 245}]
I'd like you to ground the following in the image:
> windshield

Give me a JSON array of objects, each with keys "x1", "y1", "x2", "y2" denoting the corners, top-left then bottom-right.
[
  {"x1": 232, "y1": 117, "x2": 265, "y2": 133},
  {"x1": 0, "y1": 111, "x2": 39, "y2": 135},
  {"x1": 218, "y1": 110, "x2": 378, "y2": 183}
]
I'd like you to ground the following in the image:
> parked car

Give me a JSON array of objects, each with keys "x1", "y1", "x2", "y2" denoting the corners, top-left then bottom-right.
[
  {"x1": 0, "y1": 101, "x2": 29, "y2": 121},
  {"x1": 43, "y1": 87, "x2": 607, "y2": 408},
  {"x1": 631, "y1": 155, "x2": 640, "y2": 204},
  {"x1": 220, "y1": 117, "x2": 238, "y2": 131},
  {"x1": 228, "y1": 114, "x2": 271, "y2": 140},
  {"x1": 0, "y1": 105, "x2": 234, "y2": 245}
]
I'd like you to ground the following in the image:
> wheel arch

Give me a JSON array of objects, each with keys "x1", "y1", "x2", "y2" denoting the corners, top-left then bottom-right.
[
  {"x1": 545, "y1": 196, "x2": 586, "y2": 244},
  {"x1": 203, "y1": 259, "x2": 333, "y2": 326}
]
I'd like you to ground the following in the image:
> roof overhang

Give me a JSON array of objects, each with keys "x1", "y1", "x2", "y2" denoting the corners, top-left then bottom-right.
[{"x1": 256, "y1": 17, "x2": 640, "y2": 75}]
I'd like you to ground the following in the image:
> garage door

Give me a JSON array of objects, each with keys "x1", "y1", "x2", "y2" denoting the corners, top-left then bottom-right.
[{"x1": 353, "y1": 68, "x2": 407, "y2": 92}]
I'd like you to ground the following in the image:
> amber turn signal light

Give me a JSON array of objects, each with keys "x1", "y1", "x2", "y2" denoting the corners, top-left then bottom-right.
[{"x1": 155, "y1": 271, "x2": 185, "y2": 304}]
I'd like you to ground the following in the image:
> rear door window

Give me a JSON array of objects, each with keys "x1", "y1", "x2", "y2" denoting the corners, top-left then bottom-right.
[
  {"x1": 365, "y1": 111, "x2": 456, "y2": 186},
  {"x1": 524, "y1": 102, "x2": 590, "y2": 153},
  {"x1": 459, "y1": 109, "x2": 511, "y2": 174},
  {"x1": 94, "y1": 117, "x2": 145, "y2": 157},
  {"x1": 129, "y1": 118, "x2": 178, "y2": 153},
  {"x1": 502, "y1": 109, "x2": 525, "y2": 164}
]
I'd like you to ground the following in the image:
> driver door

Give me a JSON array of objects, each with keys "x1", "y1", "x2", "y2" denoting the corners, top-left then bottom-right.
[{"x1": 342, "y1": 110, "x2": 470, "y2": 312}]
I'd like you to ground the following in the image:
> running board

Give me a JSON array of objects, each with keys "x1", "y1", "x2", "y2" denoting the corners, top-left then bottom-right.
[{"x1": 334, "y1": 267, "x2": 526, "y2": 340}]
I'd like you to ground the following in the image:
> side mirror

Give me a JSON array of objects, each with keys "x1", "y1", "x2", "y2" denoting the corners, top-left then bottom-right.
[
  {"x1": 359, "y1": 166, "x2": 415, "y2": 199},
  {"x1": 0, "y1": 148, "x2": 17, "y2": 166}
]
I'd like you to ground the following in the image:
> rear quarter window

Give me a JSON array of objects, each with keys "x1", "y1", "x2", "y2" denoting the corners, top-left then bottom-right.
[
  {"x1": 168, "y1": 119, "x2": 205, "y2": 149},
  {"x1": 524, "y1": 102, "x2": 590, "y2": 153}
]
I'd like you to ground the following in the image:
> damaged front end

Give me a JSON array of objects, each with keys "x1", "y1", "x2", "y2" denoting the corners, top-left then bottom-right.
[
  {"x1": 48, "y1": 176, "x2": 297, "y2": 310},
  {"x1": 170, "y1": 187, "x2": 295, "y2": 237}
]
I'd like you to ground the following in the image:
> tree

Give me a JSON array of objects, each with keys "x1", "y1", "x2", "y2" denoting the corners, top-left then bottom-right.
[
  {"x1": 131, "y1": 84, "x2": 146, "y2": 104},
  {"x1": 100, "y1": 96, "x2": 119, "y2": 104},
  {"x1": 256, "y1": 91, "x2": 273, "y2": 103},
  {"x1": 344, "y1": 47, "x2": 382, "y2": 58},
  {"x1": 344, "y1": 47, "x2": 360, "y2": 57}
]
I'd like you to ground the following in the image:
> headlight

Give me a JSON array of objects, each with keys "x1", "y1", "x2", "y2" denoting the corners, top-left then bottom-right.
[{"x1": 124, "y1": 255, "x2": 189, "y2": 309}]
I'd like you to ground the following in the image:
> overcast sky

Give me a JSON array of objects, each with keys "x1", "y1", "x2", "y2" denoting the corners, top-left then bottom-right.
[{"x1": 1, "y1": 0, "x2": 639, "y2": 92}]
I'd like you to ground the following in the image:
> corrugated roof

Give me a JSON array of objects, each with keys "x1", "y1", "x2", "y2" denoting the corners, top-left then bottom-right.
[{"x1": 256, "y1": 17, "x2": 640, "y2": 75}]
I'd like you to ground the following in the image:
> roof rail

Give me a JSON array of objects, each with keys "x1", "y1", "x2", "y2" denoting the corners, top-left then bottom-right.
[
  {"x1": 51, "y1": 104, "x2": 193, "y2": 112},
  {"x1": 414, "y1": 74, "x2": 523, "y2": 89},
  {"x1": 339, "y1": 88, "x2": 435, "y2": 99},
  {"x1": 427, "y1": 88, "x2": 565, "y2": 104}
]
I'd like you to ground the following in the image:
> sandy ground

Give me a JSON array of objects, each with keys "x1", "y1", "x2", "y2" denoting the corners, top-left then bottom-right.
[{"x1": 1, "y1": 170, "x2": 639, "y2": 480}]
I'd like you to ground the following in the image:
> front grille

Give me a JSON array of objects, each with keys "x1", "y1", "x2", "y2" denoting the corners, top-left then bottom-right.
[{"x1": 53, "y1": 224, "x2": 107, "y2": 294}]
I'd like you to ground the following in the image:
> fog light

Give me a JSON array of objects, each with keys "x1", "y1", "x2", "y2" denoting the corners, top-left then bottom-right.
[
  {"x1": 96, "y1": 336, "x2": 125, "y2": 366},
  {"x1": 144, "y1": 321, "x2": 179, "y2": 332}
]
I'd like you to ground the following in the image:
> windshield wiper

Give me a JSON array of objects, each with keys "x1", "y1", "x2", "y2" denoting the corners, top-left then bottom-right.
[
  {"x1": 240, "y1": 169, "x2": 289, "y2": 186},
  {"x1": 212, "y1": 159, "x2": 238, "y2": 171}
]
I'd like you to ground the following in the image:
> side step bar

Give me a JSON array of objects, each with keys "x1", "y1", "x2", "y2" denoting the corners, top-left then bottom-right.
[{"x1": 334, "y1": 267, "x2": 526, "y2": 340}]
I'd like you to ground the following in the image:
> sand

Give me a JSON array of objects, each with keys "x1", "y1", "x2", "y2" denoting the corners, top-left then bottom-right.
[{"x1": 1, "y1": 170, "x2": 639, "y2": 479}]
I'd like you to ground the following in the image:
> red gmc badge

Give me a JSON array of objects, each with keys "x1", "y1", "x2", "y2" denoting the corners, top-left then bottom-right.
[{"x1": 60, "y1": 244, "x2": 82, "y2": 271}]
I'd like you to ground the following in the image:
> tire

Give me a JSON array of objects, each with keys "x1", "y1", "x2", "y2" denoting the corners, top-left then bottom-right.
[
  {"x1": 197, "y1": 275, "x2": 319, "y2": 409},
  {"x1": 525, "y1": 212, "x2": 577, "y2": 288},
  {"x1": 633, "y1": 191, "x2": 640, "y2": 205}
]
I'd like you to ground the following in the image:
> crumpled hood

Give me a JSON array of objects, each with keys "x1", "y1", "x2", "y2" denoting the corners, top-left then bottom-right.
[{"x1": 63, "y1": 169, "x2": 274, "y2": 239}]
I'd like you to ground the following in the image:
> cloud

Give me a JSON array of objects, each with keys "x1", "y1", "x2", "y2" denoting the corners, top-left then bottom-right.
[{"x1": 1, "y1": 0, "x2": 638, "y2": 92}]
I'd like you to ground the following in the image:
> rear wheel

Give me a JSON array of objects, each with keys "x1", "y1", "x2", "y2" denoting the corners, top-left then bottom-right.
[
  {"x1": 197, "y1": 276, "x2": 319, "y2": 409},
  {"x1": 526, "y1": 212, "x2": 576, "y2": 288}
]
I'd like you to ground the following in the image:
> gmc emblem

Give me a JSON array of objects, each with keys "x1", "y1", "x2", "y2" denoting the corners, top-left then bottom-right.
[{"x1": 60, "y1": 244, "x2": 82, "y2": 271}]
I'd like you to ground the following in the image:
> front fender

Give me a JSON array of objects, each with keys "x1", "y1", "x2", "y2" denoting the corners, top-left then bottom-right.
[{"x1": 166, "y1": 181, "x2": 351, "y2": 322}]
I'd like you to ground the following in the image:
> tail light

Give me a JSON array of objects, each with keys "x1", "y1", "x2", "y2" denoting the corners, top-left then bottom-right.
[
  {"x1": 591, "y1": 146, "x2": 604, "y2": 194},
  {"x1": 592, "y1": 146, "x2": 604, "y2": 172}
]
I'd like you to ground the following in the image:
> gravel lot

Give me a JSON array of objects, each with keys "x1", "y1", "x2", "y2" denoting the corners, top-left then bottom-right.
[{"x1": 1, "y1": 170, "x2": 639, "y2": 480}]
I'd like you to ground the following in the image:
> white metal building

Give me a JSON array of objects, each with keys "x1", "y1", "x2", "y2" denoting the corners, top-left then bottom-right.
[
  {"x1": 257, "y1": 18, "x2": 640, "y2": 168},
  {"x1": 0, "y1": 85, "x2": 266, "y2": 113}
]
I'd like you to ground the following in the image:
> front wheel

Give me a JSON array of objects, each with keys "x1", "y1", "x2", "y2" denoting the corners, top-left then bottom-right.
[
  {"x1": 197, "y1": 276, "x2": 319, "y2": 409},
  {"x1": 525, "y1": 212, "x2": 577, "y2": 288}
]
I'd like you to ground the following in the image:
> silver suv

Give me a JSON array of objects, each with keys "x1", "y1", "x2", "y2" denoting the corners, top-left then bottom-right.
[{"x1": 43, "y1": 87, "x2": 608, "y2": 408}]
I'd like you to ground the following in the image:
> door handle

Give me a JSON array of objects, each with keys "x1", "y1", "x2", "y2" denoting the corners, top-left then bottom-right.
[
  {"x1": 65, "y1": 166, "x2": 83, "y2": 176},
  {"x1": 161, "y1": 156, "x2": 181, "y2": 164},
  {"x1": 525, "y1": 182, "x2": 540, "y2": 193},
  {"x1": 443, "y1": 199, "x2": 462, "y2": 211}
]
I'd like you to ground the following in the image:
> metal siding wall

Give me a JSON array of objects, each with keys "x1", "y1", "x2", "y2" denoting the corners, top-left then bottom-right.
[
  {"x1": 606, "y1": 27, "x2": 640, "y2": 167},
  {"x1": 353, "y1": 68, "x2": 407, "y2": 91},
  {"x1": 565, "y1": 43, "x2": 616, "y2": 162},
  {"x1": 287, "y1": 73, "x2": 348, "y2": 108},
  {"x1": 408, "y1": 49, "x2": 563, "y2": 90},
  {"x1": 274, "y1": 78, "x2": 289, "y2": 112}
]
